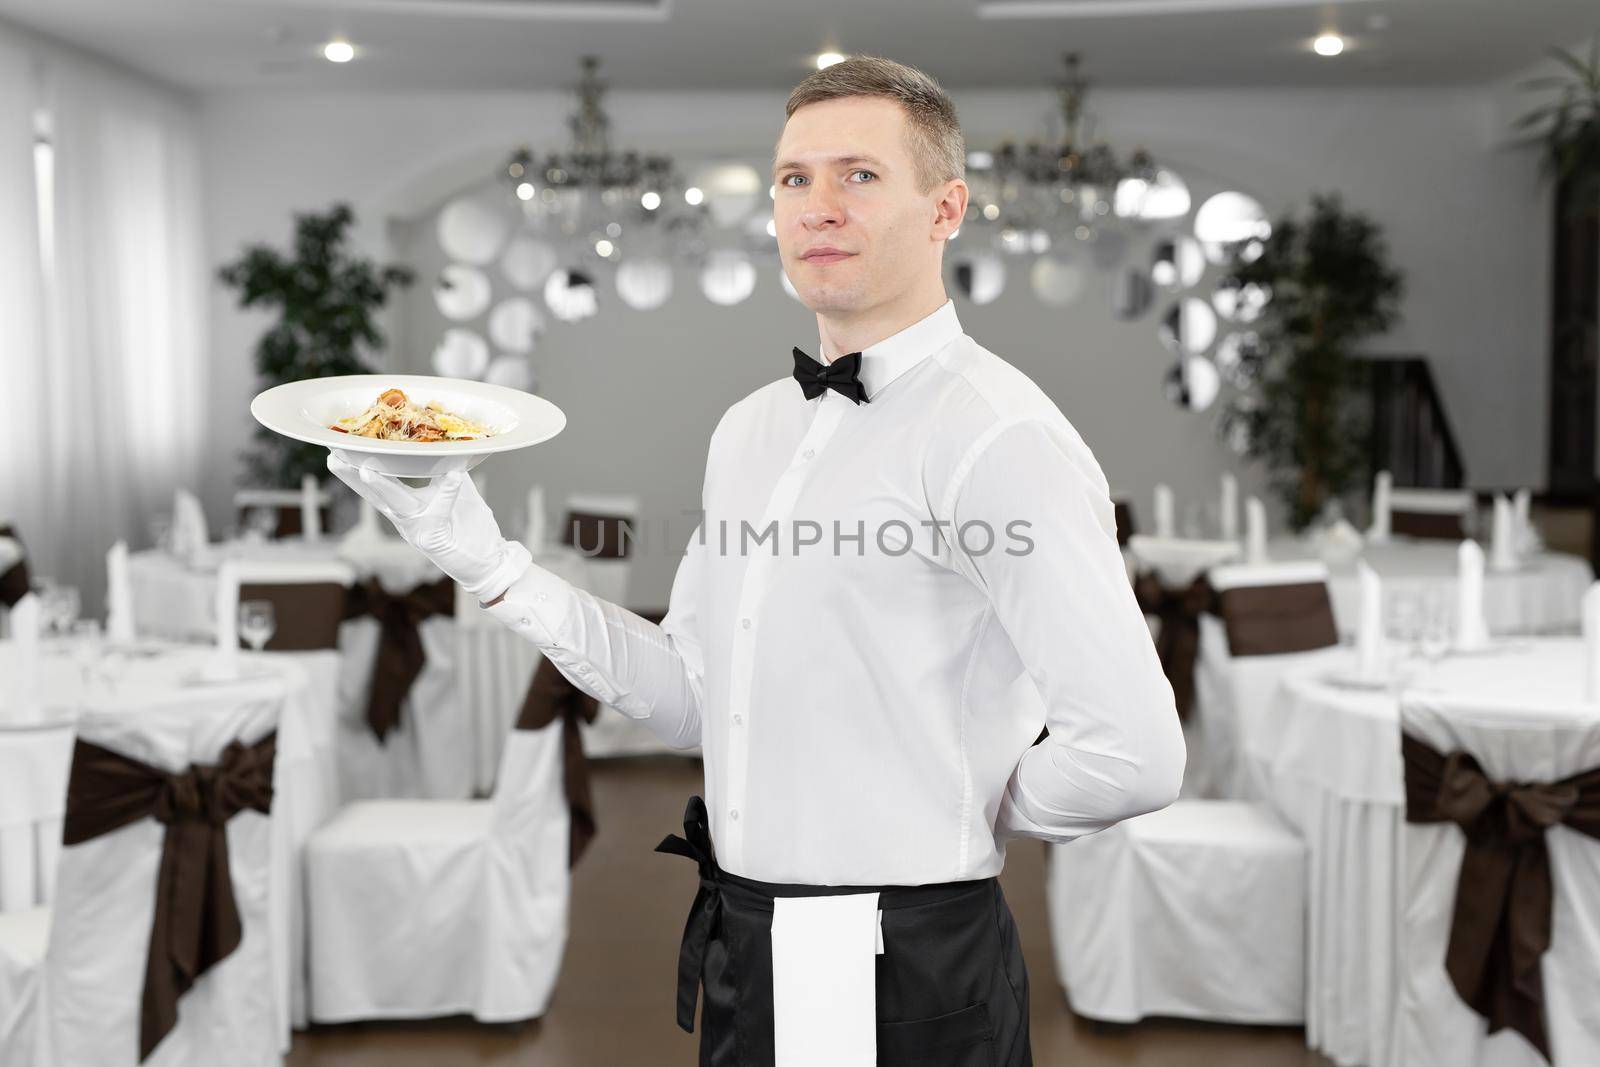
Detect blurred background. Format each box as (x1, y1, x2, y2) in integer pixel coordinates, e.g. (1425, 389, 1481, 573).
(2, 2, 1599, 1066)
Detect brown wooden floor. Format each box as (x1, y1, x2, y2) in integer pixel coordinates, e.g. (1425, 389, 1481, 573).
(288, 756, 1334, 1066)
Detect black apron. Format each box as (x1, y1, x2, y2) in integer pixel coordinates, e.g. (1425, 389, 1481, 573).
(657, 795, 1032, 1067)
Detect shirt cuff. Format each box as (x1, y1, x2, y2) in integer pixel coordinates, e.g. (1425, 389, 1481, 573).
(482, 562, 578, 648)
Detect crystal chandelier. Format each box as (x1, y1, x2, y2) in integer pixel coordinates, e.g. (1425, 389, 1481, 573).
(503, 55, 703, 257)
(967, 53, 1159, 250)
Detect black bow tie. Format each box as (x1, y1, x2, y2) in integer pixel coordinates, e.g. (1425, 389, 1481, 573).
(792, 347, 871, 404)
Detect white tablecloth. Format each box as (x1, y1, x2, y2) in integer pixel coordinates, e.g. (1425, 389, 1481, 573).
(0, 638, 340, 1049)
(1248, 638, 1598, 1067)
(1266, 536, 1591, 639)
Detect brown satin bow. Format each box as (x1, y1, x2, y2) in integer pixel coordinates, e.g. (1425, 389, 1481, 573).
(1133, 571, 1216, 720)
(1402, 733, 1600, 1061)
(0, 523, 30, 608)
(517, 656, 601, 866)
(342, 575, 456, 742)
(62, 731, 277, 1062)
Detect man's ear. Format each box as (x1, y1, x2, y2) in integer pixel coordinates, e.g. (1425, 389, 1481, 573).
(931, 178, 968, 241)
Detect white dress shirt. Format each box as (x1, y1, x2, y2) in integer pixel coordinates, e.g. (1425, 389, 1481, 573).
(487, 298, 1185, 885)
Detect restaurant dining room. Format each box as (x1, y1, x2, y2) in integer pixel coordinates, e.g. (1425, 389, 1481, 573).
(3, 0, 1600, 1065)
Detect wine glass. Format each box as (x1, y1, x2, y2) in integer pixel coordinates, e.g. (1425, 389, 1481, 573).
(245, 506, 278, 543)
(148, 514, 173, 554)
(69, 618, 103, 688)
(1417, 589, 1451, 666)
(42, 585, 81, 639)
(239, 600, 276, 653)
(1386, 589, 1421, 664)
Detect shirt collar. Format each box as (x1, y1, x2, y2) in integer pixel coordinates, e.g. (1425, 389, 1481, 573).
(820, 298, 963, 401)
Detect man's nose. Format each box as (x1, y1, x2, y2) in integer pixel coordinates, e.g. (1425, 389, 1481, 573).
(800, 184, 844, 228)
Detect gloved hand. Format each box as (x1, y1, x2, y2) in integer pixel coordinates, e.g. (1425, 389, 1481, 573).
(326, 450, 531, 604)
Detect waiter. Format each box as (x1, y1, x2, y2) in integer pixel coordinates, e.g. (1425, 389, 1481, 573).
(330, 54, 1184, 1067)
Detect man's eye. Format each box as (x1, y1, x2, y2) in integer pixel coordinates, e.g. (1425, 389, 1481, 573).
(852, 170, 876, 182)
(781, 174, 805, 187)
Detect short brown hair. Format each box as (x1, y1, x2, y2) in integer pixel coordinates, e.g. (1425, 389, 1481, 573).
(782, 55, 964, 195)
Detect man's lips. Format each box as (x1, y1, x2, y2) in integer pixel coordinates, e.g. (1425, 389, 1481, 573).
(802, 251, 855, 265)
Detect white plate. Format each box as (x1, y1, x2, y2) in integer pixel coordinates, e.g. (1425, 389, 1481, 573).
(250, 374, 566, 478)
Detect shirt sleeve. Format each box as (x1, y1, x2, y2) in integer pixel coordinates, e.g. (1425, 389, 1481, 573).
(944, 416, 1186, 843)
(483, 526, 707, 751)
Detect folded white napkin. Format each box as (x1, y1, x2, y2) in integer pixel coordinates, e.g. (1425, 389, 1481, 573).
(172, 489, 209, 560)
(207, 561, 241, 679)
(106, 540, 135, 643)
(301, 474, 323, 542)
(1455, 540, 1490, 651)
(525, 485, 548, 554)
(1367, 470, 1392, 542)
(1583, 582, 1600, 701)
(1219, 472, 1239, 542)
(10, 592, 40, 696)
(0, 535, 20, 572)
(1488, 494, 1518, 572)
(1153, 483, 1175, 539)
(1244, 496, 1269, 564)
(1512, 487, 1539, 555)
(1356, 560, 1385, 678)
(771, 893, 879, 1067)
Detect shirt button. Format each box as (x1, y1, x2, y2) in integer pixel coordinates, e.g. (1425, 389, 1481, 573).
(518, 617, 531, 627)
(801, 448, 815, 460)
(536, 592, 547, 602)
(730, 809, 740, 821)
(741, 617, 751, 630)
(733, 713, 743, 726)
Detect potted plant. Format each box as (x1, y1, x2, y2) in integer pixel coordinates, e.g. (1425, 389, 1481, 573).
(218, 203, 414, 487)
(1219, 193, 1404, 530)
(1515, 38, 1600, 217)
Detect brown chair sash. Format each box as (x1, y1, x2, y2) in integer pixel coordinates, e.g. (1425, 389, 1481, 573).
(342, 575, 456, 742)
(62, 731, 277, 1062)
(237, 582, 347, 652)
(1216, 581, 1339, 656)
(561, 510, 635, 560)
(1391, 510, 1466, 540)
(1112, 500, 1135, 548)
(1133, 572, 1215, 720)
(235, 504, 331, 540)
(0, 523, 30, 608)
(516, 657, 600, 867)
(1402, 733, 1600, 1061)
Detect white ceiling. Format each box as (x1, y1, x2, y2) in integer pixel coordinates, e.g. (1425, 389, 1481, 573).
(1, 0, 1593, 94)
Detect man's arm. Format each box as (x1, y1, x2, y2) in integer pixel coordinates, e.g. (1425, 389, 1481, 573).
(484, 522, 708, 750)
(945, 416, 1185, 842)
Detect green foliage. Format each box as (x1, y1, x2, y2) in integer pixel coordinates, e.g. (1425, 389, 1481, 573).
(1220, 194, 1404, 530)
(217, 203, 414, 487)
(1514, 38, 1600, 216)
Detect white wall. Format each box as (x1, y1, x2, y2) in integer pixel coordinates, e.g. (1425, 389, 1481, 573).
(199, 85, 1551, 606)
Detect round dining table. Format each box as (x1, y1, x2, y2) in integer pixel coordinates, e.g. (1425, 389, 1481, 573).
(1241, 638, 1598, 1067)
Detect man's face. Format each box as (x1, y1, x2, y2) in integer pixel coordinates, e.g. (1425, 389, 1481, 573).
(772, 96, 960, 317)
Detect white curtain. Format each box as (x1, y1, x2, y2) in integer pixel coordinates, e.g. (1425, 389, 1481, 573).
(1, 23, 208, 612)
(0, 26, 49, 562)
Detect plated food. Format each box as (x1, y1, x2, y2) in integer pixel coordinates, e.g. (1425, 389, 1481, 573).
(251, 373, 566, 479)
(329, 387, 492, 442)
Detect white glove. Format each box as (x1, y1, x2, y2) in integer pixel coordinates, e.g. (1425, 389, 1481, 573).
(326, 451, 531, 603)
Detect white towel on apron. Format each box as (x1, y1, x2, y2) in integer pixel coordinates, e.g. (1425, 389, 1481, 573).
(771, 892, 880, 1067)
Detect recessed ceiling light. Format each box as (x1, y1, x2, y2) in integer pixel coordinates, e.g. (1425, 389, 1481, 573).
(1312, 33, 1345, 57)
(816, 52, 846, 70)
(323, 39, 355, 63)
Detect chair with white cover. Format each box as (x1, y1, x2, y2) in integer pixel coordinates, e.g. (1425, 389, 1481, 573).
(0, 686, 285, 1066)
(1193, 560, 1343, 799)
(559, 493, 640, 609)
(1389, 487, 1476, 540)
(305, 710, 570, 1024)
(1046, 800, 1307, 1026)
(1394, 691, 1600, 1067)
(233, 486, 333, 540)
(220, 559, 352, 1029)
